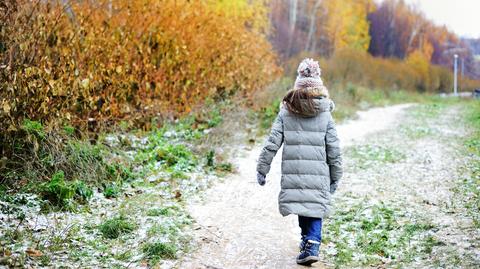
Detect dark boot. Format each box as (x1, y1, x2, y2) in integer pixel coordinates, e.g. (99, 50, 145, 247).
(296, 240, 320, 266)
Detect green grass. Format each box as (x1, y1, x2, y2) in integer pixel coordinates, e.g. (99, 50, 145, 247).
(457, 101, 480, 228)
(400, 125, 434, 139)
(410, 102, 446, 119)
(464, 101, 480, 155)
(0, 102, 232, 267)
(149, 102, 225, 142)
(204, 149, 234, 174)
(2, 124, 138, 212)
(259, 99, 281, 131)
(215, 162, 234, 172)
(63, 125, 75, 136)
(147, 222, 180, 238)
(142, 242, 177, 261)
(74, 180, 93, 202)
(136, 130, 198, 177)
(135, 116, 235, 180)
(103, 183, 121, 198)
(348, 144, 405, 169)
(155, 144, 195, 169)
(98, 215, 136, 239)
(322, 201, 436, 267)
(40, 171, 75, 208)
(400, 98, 463, 139)
(39, 171, 93, 210)
(22, 119, 46, 139)
(421, 235, 444, 254)
(113, 249, 133, 261)
(329, 85, 433, 122)
(146, 207, 173, 217)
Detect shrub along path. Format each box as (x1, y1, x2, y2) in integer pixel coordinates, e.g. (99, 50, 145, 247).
(0, 123, 227, 267)
(180, 102, 479, 268)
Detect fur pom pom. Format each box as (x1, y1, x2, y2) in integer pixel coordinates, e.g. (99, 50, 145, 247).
(297, 58, 321, 78)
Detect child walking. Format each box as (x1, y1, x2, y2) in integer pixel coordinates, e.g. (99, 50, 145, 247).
(256, 58, 343, 266)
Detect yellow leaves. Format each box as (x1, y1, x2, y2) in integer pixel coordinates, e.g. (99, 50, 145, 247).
(24, 67, 35, 76)
(320, 47, 456, 93)
(40, 97, 50, 114)
(406, 50, 431, 91)
(406, 50, 430, 71)
(2, 100, 11, 114)
(81, 79, 90, 89)
(48, 79, 68, 97)
(323, 0, 371, 53)
(1, 0, 280, 136)
(206, 0, 270, 34)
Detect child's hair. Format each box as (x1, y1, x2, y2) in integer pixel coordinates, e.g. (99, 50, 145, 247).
(282, 88, 317, 117)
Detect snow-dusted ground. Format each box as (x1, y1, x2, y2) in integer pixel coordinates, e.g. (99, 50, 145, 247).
(336, 104, 413, 147)
(2, 103, 477, 268)
(180, 103, 480, 269)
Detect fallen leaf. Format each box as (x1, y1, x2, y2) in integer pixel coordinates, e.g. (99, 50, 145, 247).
(25, 248, 42, 257)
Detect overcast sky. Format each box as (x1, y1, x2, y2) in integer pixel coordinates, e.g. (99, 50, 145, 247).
(378, 0, 480, 38)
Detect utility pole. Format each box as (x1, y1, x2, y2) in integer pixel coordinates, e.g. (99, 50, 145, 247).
(454, 54, 458, 96)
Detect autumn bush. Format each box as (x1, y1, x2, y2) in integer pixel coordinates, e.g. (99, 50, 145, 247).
(0, 0, 280, 157)
(0, 0, 279, 189)
(286, 48, 479, 93)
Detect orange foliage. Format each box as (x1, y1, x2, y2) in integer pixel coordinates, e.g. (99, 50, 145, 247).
(322, 0, 372, 53)
(0, 0, 280, 135)
(406, 50, 432, 91)
(287, 48, 480, 93)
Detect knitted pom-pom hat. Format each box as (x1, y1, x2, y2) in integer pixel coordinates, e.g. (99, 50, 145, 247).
(294, 58, 324, 90)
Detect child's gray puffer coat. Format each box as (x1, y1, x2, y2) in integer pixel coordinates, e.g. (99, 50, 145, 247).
(256, 96, 342, 219)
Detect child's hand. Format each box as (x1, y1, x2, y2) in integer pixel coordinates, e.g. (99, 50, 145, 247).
(256, 172, 266, 186)
(330, 184, 338, 194)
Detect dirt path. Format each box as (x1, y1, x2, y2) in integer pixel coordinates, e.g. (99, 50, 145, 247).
(179, 104, 414, 269)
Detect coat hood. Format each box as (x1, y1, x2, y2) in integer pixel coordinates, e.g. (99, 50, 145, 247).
(311, 97, 335, 114)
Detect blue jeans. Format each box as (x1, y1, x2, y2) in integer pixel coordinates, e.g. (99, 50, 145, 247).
(298, 216, 322, 242)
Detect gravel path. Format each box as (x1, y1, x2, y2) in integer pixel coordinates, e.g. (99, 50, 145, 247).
(179, 104, 420, 269)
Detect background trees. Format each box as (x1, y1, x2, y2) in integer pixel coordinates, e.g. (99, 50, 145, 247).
(270, 0, 374, 57)
(269, 0, 480, 80)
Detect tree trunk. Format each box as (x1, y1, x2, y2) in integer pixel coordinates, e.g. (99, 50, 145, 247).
(286, 0, 298, 57)
(289, 0, 298, 35)
(305, 0, 322, 52)
(406, 19, 422, 54)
